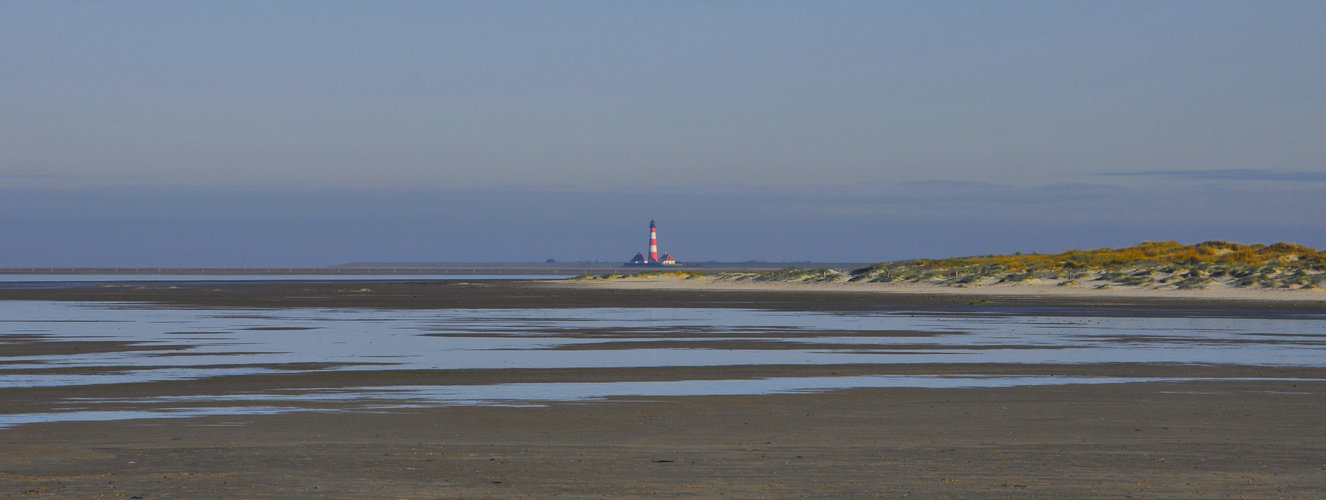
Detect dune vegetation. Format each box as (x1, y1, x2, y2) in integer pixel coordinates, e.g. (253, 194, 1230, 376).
(572, 270, 709, 281)
(585, 241, 1326, 290)
(834, 241, 1324, 290)
(715, 267, 848, 284)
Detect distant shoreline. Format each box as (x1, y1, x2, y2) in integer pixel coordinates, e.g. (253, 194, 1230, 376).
(574, 241, 1326, 297)
(0, 266, 586, 276)
(0, 262, 863, 276)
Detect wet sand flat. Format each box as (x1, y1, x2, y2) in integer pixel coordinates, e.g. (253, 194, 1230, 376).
(3, 380, 1323, 498)
(1, 280, 1324, 498)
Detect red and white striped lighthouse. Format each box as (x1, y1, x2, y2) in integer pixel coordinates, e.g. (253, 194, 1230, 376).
(648, 220, 658, 263)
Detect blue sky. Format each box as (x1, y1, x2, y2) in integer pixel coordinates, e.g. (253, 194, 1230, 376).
(1, 1, 1322, 265)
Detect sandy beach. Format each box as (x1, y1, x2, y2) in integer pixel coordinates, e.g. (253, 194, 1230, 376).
(3, 276, 1325, 312)
(1, 279, 1324, 498)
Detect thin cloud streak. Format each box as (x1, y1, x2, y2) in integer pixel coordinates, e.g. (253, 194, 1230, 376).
(1099, 169, 1326, 183)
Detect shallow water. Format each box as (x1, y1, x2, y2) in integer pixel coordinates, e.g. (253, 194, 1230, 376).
(0, 274, 571, 288)
(11, 375, 1309, 430)
(1, 301, 1324, 427)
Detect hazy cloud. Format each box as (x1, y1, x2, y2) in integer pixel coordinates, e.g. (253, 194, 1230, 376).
(1, 182, 1322, 266)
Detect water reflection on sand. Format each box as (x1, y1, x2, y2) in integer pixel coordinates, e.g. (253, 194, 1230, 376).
(1, 301, 1324, 427)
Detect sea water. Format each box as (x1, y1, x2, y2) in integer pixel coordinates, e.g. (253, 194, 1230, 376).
(0, 274, 572, 288)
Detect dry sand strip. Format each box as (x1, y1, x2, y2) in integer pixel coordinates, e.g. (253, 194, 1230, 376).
(1, 379, 1323, 498)
(2, 278, 1325, 313)
(564, 274, 1326, 303)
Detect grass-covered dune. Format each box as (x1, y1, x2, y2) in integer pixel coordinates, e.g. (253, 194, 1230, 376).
(582, 241, 1326, 290)
(842, 241, 1326, 290)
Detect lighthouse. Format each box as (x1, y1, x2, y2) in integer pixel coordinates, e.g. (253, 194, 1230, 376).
(626, 220, 681, 266)
(649, 220, 659, 264)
